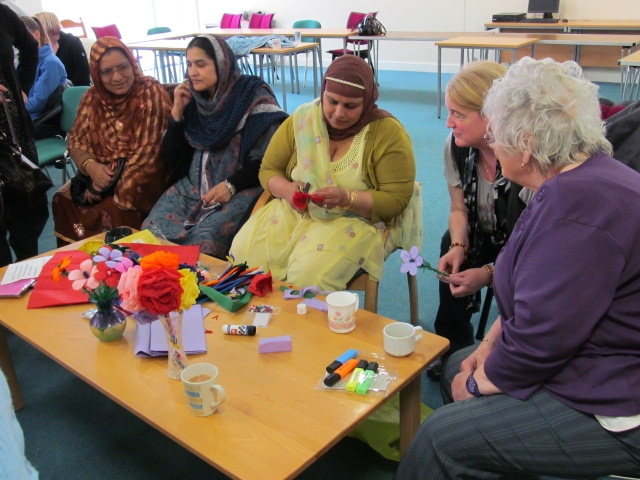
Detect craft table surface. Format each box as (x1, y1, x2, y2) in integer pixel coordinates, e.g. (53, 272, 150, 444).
(0, 236, 448, 480)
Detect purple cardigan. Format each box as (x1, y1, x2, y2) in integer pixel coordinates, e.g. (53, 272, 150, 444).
(486, 153, 640, 417)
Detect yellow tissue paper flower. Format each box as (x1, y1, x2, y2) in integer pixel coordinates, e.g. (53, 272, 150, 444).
(178, 268, 200, 310)
(79, 240, 104, 256)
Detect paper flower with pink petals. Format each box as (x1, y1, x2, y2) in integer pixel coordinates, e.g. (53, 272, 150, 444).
(68, 259, 99, 291)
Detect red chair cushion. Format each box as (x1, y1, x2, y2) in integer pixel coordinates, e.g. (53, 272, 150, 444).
(92, 24, 122, 39)
(260, 14, 274, 28)
(249, 13, 264, 28)
(220, 13, 234, 28)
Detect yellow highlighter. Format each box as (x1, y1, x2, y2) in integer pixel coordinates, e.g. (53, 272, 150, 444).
(355, 362, 379, 395)
(345, 360, 369, 392)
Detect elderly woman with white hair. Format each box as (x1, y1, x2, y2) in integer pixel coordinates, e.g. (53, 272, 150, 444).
(395, 57, 640, 479)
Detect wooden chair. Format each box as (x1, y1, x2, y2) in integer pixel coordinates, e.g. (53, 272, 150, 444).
(250, 182, 422, 325)
(346, 230, 420, 325)
(60, 18, 87, 38)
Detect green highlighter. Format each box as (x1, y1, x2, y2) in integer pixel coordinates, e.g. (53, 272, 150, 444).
(345, 360, 369, 392)
(355, 362, 379, 395)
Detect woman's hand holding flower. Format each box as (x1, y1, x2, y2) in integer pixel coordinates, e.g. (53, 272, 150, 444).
(438, 248, 465, 276)
(440, 267, 489, 297)
(311, 186, 345, 210)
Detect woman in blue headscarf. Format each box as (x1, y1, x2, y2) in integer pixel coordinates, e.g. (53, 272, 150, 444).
(143, 35, 288, 259)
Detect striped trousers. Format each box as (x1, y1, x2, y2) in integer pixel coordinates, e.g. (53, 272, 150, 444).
(395, 347, 640, 480)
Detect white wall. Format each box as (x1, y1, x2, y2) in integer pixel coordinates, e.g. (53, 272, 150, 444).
(28, 0, 640, 79)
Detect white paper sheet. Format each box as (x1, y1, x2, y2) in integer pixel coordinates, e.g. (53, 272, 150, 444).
(1, 256, 53, 284)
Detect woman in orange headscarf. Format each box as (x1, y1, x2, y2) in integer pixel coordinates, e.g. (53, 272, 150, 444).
(52, 36, 171, 245)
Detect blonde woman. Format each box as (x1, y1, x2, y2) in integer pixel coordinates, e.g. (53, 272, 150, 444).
(20, 15, 67, 127)
(35, 11, 90, 86)
(428, 61, 526, 379)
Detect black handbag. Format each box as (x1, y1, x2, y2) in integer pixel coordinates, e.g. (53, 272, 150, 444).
(0, 128, 53, 214)
(69, 157, 126, 205)
(356, 14, 386, 36)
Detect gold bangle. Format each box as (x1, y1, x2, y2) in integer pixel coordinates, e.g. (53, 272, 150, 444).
(341, 189, 351, 208)
(81, 158, 96, 175)
(483, 264, 494, 288)
(347, 190, 358, 210)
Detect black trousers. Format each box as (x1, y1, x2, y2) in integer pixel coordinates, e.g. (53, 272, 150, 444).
(0, 195, 49, 268)
(433, 230, 501, 355)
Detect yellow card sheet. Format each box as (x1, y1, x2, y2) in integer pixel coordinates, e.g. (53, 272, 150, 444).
(116, 229, 161, 244)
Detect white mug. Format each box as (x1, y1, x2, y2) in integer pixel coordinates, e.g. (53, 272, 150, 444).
(326, 291, 359, 333)
(180, 363, 227, 417)
(383, 322, 424, 357)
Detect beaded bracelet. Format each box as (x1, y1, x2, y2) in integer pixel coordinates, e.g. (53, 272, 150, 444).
(448, 242, 468, 261)
(448, 242, 468, 253)
(225, 180, 236, 196)
(80, 158, 96, 175)
(483, 264, 494, 288)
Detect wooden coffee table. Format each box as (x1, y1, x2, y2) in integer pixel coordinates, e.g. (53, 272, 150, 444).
(0, 238, 449, 479)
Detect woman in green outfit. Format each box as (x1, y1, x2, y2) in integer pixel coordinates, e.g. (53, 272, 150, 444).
(231, 55, 417, 291)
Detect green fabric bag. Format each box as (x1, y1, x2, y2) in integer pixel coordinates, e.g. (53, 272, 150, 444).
(348, 393, 433, 461)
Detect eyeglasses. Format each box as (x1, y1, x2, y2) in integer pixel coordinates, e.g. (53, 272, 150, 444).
(484, 130, 496, 146)
(99, 62, 132, 78)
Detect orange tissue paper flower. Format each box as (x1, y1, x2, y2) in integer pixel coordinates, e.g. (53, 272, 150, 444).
(139, 251, 180, 271)
(51, 255, 72, 282)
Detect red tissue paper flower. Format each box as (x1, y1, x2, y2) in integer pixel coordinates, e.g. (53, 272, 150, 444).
(292, 190, 309, 210)
(249, 272, 272, 297)
(138, 267, 184, 316)
(292, 190, 324, 210)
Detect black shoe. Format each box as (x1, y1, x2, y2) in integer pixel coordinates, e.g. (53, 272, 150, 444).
(426, 358, 442, 381)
